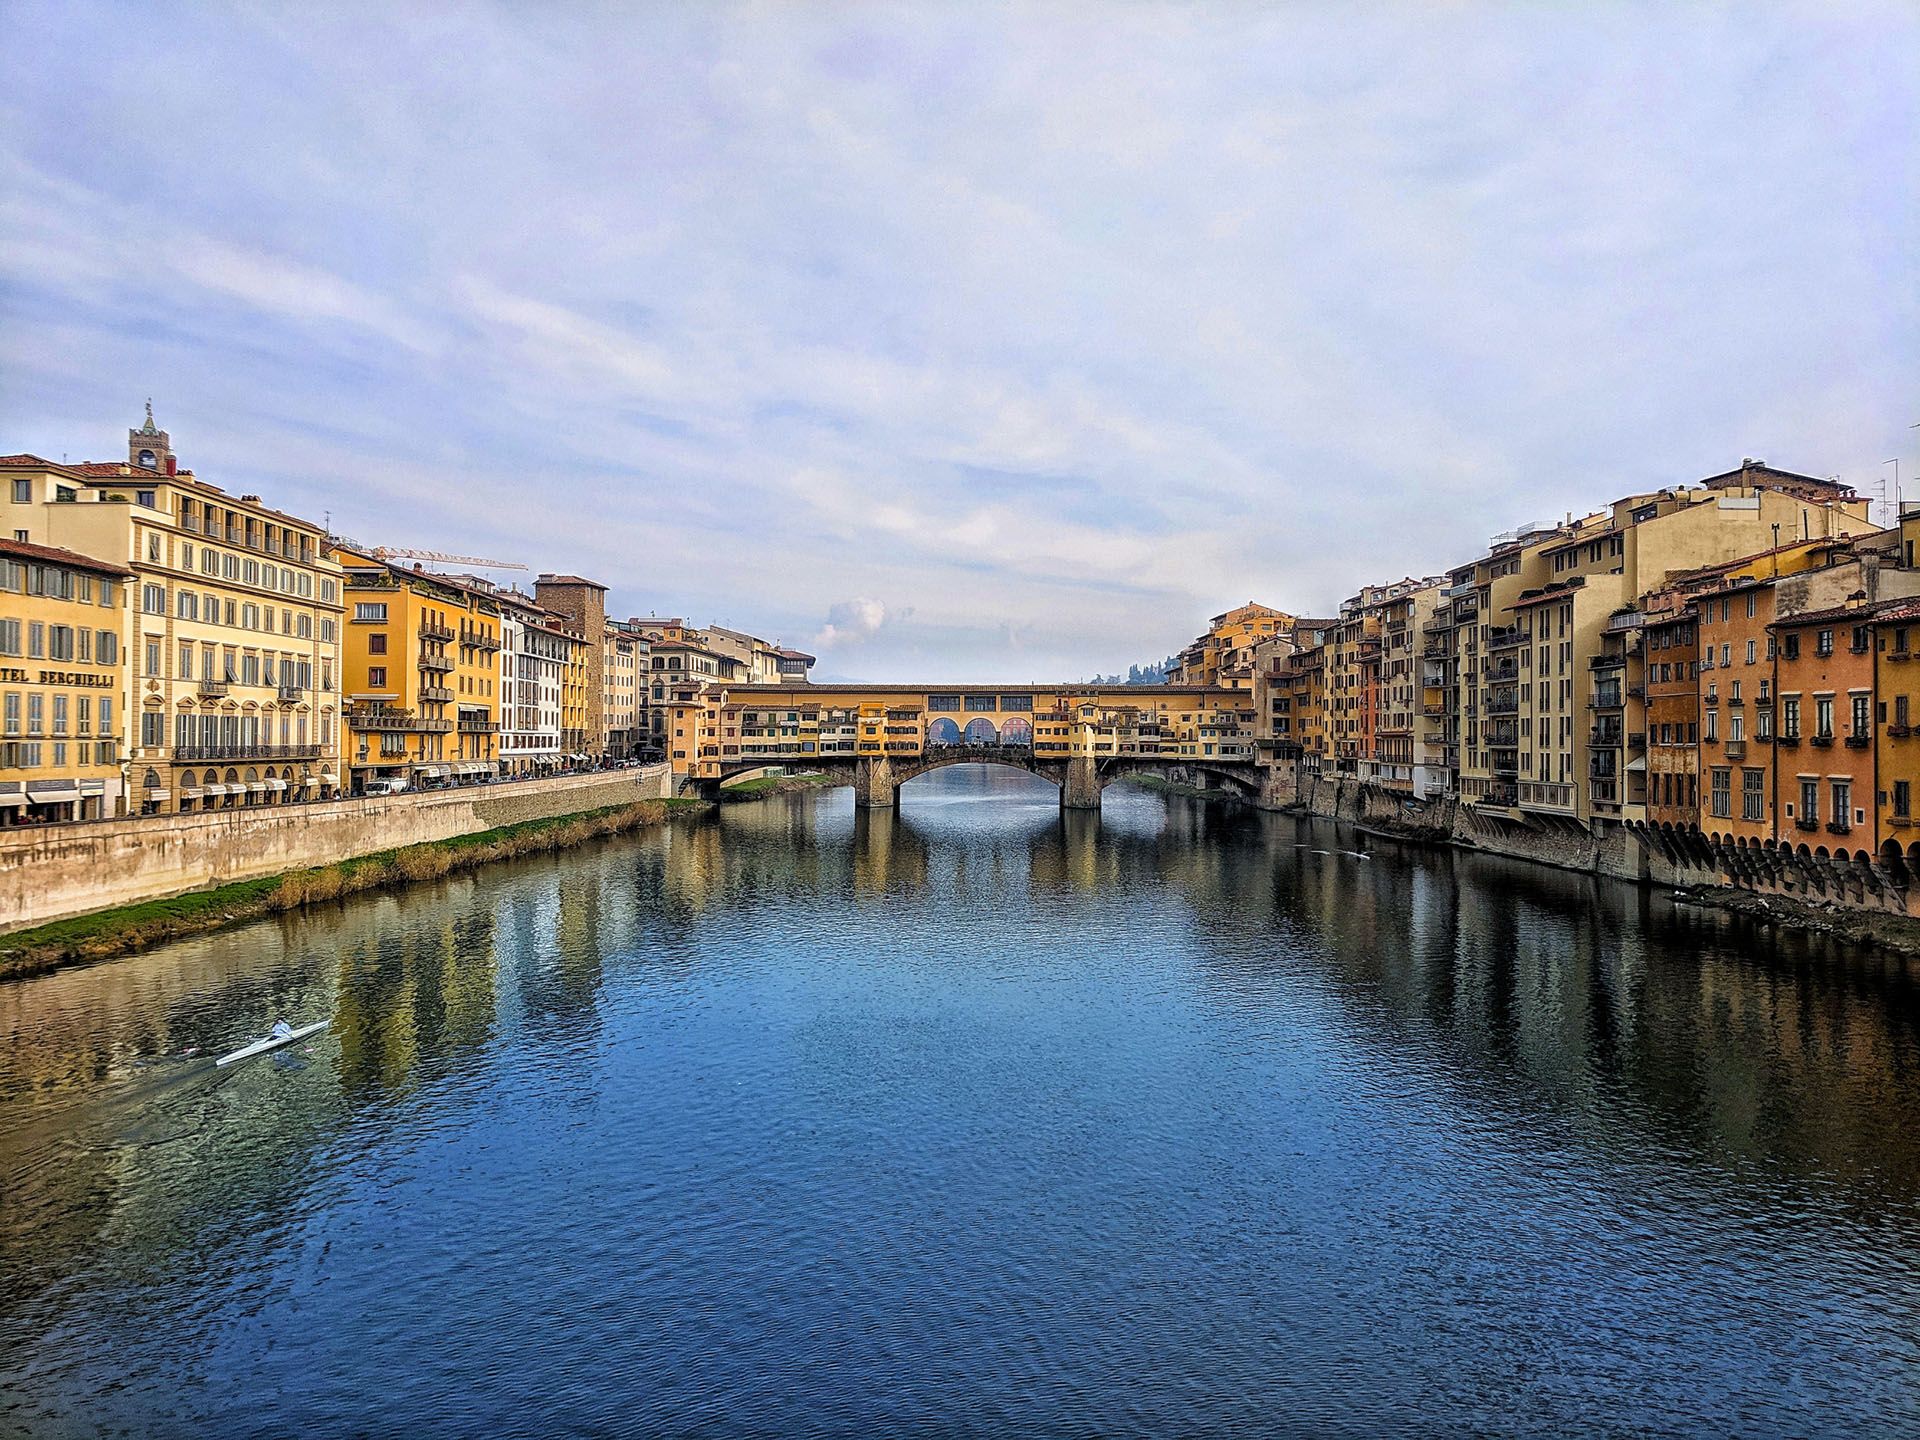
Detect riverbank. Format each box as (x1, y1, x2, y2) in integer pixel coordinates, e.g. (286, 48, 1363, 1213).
(0, 797, 707, 982)
(719, 771, 843, 802)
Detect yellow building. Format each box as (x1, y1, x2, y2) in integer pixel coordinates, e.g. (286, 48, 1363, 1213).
(332, 548, 501, 791)
(602, 618, 646, 759)
(3, 413, 345, 814)
(1168, 602, 1296, 688)
(0, 538, 132, 823)
(1453, 466, 1877, 821)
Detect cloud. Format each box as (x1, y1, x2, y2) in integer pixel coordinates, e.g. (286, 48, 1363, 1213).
(0, 1, 1914, 681)
(812, 597, 893, 650)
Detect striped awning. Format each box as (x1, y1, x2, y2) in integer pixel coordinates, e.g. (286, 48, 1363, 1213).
(26, 782, 81, 803)
(180, 786, 206, 800)
(265, 777, 288, 791)
(145, 787, 170, 801)
(416, 764, 451, 779)
(0, 791, 24, 808)
(203, 783, 231, 797)
(246, 781, 268, 794)
(319, 772, 339, 785)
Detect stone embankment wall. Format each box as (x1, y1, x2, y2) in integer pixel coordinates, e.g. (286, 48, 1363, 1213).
(1281, 766, 1919, 919)
(0, 767, 672, 933)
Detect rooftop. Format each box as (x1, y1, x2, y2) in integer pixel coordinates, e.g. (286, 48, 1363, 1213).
(0, 535, 134, 578)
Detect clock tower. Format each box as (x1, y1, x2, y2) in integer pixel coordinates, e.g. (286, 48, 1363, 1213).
(128, 399, 175, 473)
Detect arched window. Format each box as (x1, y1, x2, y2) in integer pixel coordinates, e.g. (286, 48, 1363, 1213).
(138, 449, 156, 469)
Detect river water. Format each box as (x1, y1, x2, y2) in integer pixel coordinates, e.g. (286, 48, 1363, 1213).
(4, 766, 1920, 1438)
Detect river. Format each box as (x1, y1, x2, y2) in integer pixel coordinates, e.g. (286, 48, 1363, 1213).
(4, 765, 1920, 1437)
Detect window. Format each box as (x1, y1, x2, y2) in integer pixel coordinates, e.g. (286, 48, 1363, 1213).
(1742, 769, 1764, 821)
(1815, 697, 1834, 738)
(1782, 697, 1800, 738)
(1746, 640, 1756, 665)
(9, 479, 28, 503)
(1757, 708, 1772, 739)
(1898, 781, 1913, 819)
(143, 583, 165, 614)
(1816, 629, 1834, 657)
(48, 625, 73, 661)
(368, 667, 387, 688)
(1853, 695, 1871, 736)
(368, 632, 387, 655)
(142, 711, 165, 747)
(353, 602, 387, 623)
(1783, 634, 1799, 660)
(1832, 780, 1851, 829)
(145, 639, 161, 677)
(1710, 768, 1731, 818)
(0, 619, 16, 657)
(1746, 592, 1757, 618)
(175, 590, 197, 620)
(1704, 709, 1718, 742)
(1799, 780, 1818, 823)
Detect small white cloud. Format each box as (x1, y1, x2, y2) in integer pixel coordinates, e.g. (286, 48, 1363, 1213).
(812, 597, 890, 649)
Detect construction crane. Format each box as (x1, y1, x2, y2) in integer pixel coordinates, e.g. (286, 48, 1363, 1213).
(370, 546, 527, 571)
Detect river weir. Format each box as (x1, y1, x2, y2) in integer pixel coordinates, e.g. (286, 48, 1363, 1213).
(4, 765, 1920, 1436)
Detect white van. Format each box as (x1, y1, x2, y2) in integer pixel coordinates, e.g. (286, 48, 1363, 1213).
(363, 776, 410, 796)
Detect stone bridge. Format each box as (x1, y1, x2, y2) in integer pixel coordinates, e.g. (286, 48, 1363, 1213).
(686, 744, 1273, 811)
(667, 682, 1272, 812)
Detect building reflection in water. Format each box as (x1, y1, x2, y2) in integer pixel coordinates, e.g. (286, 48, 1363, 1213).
(5, 761, 1920, 1348)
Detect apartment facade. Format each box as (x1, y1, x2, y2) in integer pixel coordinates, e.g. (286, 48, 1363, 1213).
(335, 549, 501, 791)
(4, 417, 346, 814)
(498, 593, 567, 775)
(533, 575, 606, 760)
(0, 538, 131, 823)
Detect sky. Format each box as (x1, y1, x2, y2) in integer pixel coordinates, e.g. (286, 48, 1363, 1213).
(2, 2, 1915, 682)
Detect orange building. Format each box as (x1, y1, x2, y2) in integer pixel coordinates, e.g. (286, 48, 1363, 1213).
(1770, 602, 1878, 856)
(1873, 602, 1920, 857)
(1643, 605, 1700, 828)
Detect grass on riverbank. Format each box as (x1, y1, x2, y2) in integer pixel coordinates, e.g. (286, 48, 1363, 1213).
(0, 797, 708, 983)
(718, 771, 843, 801)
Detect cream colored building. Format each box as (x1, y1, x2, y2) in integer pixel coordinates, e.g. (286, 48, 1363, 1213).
(3, 411, 344, 813)
(1455, 465, 1876, 823)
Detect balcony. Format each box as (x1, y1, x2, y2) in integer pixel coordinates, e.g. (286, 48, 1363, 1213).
(420, 684, 453, 703)
(1777, 735, 1800, 748)
(1890, 723, 1912, 738)
(1606, 609, 1648, 633)
(418, 653, 454, 674)
(419, 620, 456, 643)
(1845, 734, 1870, 749)
(1589, 654, 1624, 670)
(173, 743, 323, 762)
(458, 715, 499, 733)
(1590, 728, 1624, 748)
(1724, 739, 1746, 760)
(1488, 627, 1526, 650)
(1796, 816, 1820, 831)
(1811, 734, 1834, 749)
(197, 678, 231, 698)
(1828, 820, 1853, 835)
(276, 683, 303, 704)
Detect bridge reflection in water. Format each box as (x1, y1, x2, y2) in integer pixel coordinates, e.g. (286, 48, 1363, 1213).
(4, 767, 1920, 1434)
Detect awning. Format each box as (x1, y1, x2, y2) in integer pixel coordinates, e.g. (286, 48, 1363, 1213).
(265, 777, 288, 791)
(0, 792, 24, 808)
(1625, 756, 1647, 773)
(145, 787, 170, 801)
(459, 762, 487, 774)
(203, 783, 231, 797)
(79, 779, 105, 794)
(417, 763, 451, 778)
(26, 782, 80, 803)
(319, 772, 339, 785)
(180, 786, 206, 800)
(246, 781, 268, 794)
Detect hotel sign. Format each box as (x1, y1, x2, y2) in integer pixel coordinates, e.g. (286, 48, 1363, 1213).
(0, 667, 117, 688)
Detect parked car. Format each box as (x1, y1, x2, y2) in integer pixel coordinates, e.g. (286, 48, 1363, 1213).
(363, 777, 410, 796)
